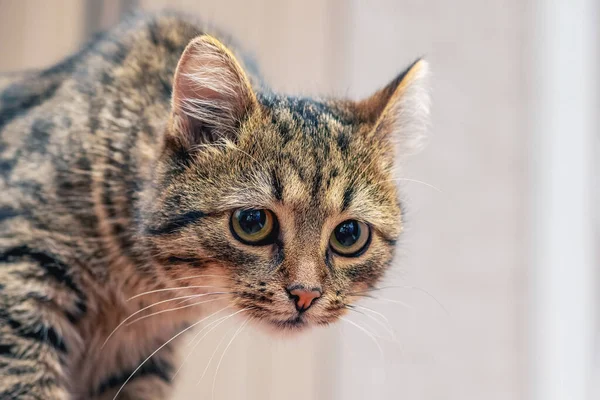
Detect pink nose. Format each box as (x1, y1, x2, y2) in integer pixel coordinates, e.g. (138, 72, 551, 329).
(287, 286, 322, 312)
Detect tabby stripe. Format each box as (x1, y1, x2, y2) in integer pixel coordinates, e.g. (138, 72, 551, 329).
(0, 42, 86, 138)
(342, 185, 354, 211)
(1, 382, 33, 399)
(5, 317, 67, 354)
(0, 246, 82, 297)
(337, 131, 351, 153)
(271, 169, 283, 201)
(93, 357, 172, 396)
(65, 297, 88, 324)
(239, 292, 273, 304)
(4, 365, 37, 375)
(0, 207, 19, 222)
(101, 138, 143, 264)
(311, 169, 323, 199)
(165, 256, 204, 265)
(146, 211, 205, 236)
(383, 238, 398, 247)
(0, 81, 62, 134)
(324, 249, 334, 272)
(148, 20, 161, 46)
(0, 343, 15, 357)
(273, 239, 285, 266)
(0, 157, 17, 178)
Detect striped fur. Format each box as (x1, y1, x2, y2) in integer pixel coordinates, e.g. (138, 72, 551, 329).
(0, 11, 429, 399)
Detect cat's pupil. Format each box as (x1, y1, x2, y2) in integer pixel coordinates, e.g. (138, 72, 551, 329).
(238, 210, 266, 235)
(334, 220, 360, 247)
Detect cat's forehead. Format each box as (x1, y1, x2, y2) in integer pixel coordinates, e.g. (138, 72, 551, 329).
(258, 94, 358, 139)
(210, 94, 400, 234)
(176, 94, 399, 234)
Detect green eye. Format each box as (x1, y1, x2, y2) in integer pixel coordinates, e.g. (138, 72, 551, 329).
(231, 209, 276, 245)
(329, 220, 370, 256)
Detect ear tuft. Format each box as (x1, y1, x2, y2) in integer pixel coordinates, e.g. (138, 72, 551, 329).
(169, 35, 257, 148)
(358, 59, 431, 157)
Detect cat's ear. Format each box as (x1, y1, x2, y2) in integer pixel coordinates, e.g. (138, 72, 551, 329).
(168, 35, 258, 149)
(357, 59, 430, 157)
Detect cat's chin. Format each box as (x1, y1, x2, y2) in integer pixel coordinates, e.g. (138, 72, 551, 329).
(251, 315, 313, 337)
(234, 302, 339, 336)
(251, 314, 336, 338)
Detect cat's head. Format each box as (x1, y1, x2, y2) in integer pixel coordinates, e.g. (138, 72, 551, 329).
(141, 36, 429, 331)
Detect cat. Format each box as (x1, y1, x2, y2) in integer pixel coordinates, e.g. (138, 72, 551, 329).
(0, 11, 429, 400)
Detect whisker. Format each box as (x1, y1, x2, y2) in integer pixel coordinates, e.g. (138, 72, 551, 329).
(173, 290, 237, 306)
(125, 296, 226, 327)
(196, 326, 236, 387)
(187, 311, 236, 348)
(111, 305, 232, 400)
(378, 177, 442, 192)
(175, 295, 212, 306)
(189, 142, 259, 163)
(196, 308, 249, 386)
(348, 147, 379, 188)
(346, 293, 373, 299)
(350, 304, 393, 327)
(340, 316, 384, 357)
(171, 274, 235, 282)
(365, 296, 414, 310)
(101, 293, 208, 349)
(346, 305, 396, 340)
(128, 286, 226, 301)
(171, 307, 234, 380)
(353, 285, 448, 314)
(211, 318, 250, 400)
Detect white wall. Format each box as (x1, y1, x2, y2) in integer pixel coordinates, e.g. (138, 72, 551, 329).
(336, 1, 527, 399)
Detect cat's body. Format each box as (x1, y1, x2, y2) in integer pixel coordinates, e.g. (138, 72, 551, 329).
(0, 12, 429, 400)
(0, 15, 209, 399)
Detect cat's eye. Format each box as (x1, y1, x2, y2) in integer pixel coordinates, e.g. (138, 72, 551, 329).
(231, 209, 277, 245)
(329, 220, 371, 257)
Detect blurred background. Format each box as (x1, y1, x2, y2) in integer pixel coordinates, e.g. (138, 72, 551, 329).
(0, 1, 597, 399)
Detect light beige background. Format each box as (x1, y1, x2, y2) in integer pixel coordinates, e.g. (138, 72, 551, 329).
(1, 1, 596, 400)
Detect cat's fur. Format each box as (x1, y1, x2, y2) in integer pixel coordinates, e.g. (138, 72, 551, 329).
(0, 12, 429, 400)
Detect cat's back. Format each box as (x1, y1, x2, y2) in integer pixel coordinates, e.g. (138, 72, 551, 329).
(0, 71, 32, 92)
(0, 12, 206, 150)
(0, 13, 217, 249)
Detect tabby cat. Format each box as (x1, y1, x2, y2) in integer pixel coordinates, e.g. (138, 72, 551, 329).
(0, 12, 429, 400)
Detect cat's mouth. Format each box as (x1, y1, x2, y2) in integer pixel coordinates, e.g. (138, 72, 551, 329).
(272, 315, 306, 329)
(263, 313, 342, 332)
(240, 304, 314, 332)
(249, 307, 342, 333)
(234, 292, 346, 332)
(257, 310, 309, 331)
